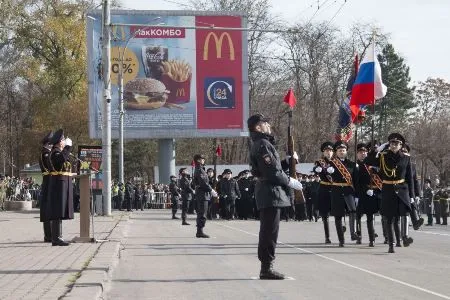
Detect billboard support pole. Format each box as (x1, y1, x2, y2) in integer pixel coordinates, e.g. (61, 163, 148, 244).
(118, 66, 124, 185)
(158, 139, 176, 184)
(101, 0, 112, 216)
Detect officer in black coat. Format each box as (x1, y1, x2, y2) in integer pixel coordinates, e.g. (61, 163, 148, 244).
(218, 169, 241, 220)
(193, 154, 217, 238)
(355, 143, 380, 247)
(423, 179, 434, 225)
(238, 170, 253, 219)
(179, 168, 194, 225)
(125, 178, 134, 211)
(366, 133, 415, 253)
(328, 141, 358, 247)
(47, 129, 73, 246)
(169, 175, 181, 219)
(248, 114, 303, 280)
(39, 131, 53, 243)
(313, 142, 335, 244)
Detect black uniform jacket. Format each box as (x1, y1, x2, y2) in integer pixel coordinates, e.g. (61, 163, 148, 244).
(313, 157, 333, 215)
(218, 178, 241, 201)
(46, 146, 74, 220)
(355, 160, 380, 215)
(366, 150, 414, 217)
(249, 131, 290, 210)
(194, 165, 213, 202)
(179, 175, 194, 201)
(39, 146, 52, 222)
(169, 181, 181, 201)
(328, 158, 357, 215)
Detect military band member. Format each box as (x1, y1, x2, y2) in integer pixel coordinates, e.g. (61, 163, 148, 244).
(193, 154, 218, 238)
(313, 142, 335, 244)
(179, 168, 194, 225)
(328, 141, 358, 247)
(248, 113, 303, 280)
(47, 129, 73, 246)
(39, 131, 54, 243)
(169, 175, 181, 219)
(423, 179, 434, 226)
(355, 143, 380, 247)
(366, 133, 415, 253)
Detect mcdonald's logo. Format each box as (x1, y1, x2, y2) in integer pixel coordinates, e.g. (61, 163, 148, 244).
(203, 32, 235, 61)
(112, 25, 127, 41)
(176, 88, 186, 97)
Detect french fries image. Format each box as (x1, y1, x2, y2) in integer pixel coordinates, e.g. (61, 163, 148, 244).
(160, 59, 192, 82)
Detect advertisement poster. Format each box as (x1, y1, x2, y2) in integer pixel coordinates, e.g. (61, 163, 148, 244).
(78, 145, 102, 190)
(87, 11, 249, 138)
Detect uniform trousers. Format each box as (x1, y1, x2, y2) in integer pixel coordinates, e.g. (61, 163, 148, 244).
(258, 207, 281, 263)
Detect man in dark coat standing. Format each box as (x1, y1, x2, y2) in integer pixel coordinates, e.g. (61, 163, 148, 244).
(169, 175, 181, 219)
(47, 129, 73, 246)
(248, 114, 303, 280)
(179, 168, 194, 225)
(218, 169, 241, 220)
(193, 154, 218, 238)
(423, 179, 434, 225)
(366, 133, 415, 253)
(39, 131, 54, 242)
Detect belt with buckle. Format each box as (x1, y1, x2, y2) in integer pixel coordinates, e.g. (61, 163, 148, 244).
(382, 179, 405, 185)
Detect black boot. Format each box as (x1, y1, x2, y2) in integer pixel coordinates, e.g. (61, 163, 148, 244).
(443, 216, 448, 225)
(335, 217, 345, 247)
(367, 216, 375, 247)
(349, 213, 358, 241)
(51, 220, 69, 246)
(43, 221, 52, 243)
(259, 262, 285, 280)
(386, 218, 395, 253)
(323, 216, 331, 244)
(410, 206, 424, 230)
(172, 212, 179, 219)
(401, 216, 413, 247)
(196, 228, 209, 238)
(356, 214, 362, 244)
(393, 217, 401, 247)
(382, 216, 388, 244)
(182, 217, 190, 225)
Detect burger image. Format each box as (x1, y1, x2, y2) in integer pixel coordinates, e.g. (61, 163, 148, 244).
(124, 78, 170, 110)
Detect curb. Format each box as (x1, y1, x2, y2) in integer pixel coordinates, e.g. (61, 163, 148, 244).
(62, 213, 130, 300)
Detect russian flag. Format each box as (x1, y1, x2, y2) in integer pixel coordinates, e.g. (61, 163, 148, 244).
(350, 42, 387, 119)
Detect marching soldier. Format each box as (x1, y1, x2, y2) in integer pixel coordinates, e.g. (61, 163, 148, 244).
(355, 143, 380, 247)
(366, 133, 415, 253)
(248, 114, 303, 280)
(39, 131, 54, 242)
(423, 179, 434, 225)
(179, 168, 194, 225)
(47, 129, 73, 246)
(313, 142, 335, 244)
(169, 175, 181, 219)
(193, 154, 218, 238)
(328, 141, 358, 247)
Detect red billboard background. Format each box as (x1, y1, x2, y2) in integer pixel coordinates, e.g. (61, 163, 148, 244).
(195, 16, 243, 130)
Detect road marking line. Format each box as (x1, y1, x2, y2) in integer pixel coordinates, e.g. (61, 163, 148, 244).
(215, 222, 450, 300)
(416, 231, 450, 237)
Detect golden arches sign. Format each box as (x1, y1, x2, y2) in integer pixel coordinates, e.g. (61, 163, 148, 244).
(203, 32, 235, 61)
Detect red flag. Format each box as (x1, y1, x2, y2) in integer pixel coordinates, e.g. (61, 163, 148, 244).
(216, 145, 222, 157)
(283, 89, 297, 108)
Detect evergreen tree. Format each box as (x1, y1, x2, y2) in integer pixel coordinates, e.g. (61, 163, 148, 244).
(375, 43, 415, 139)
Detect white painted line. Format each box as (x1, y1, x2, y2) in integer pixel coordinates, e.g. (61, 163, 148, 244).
(215, 222, 450, 300)
(416, 231, 450, 237)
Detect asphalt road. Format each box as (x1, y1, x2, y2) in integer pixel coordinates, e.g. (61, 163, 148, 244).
(106, 210, 450, 300)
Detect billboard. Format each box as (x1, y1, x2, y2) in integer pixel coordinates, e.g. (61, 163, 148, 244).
(78, 145, 103, 190)
(86, 10, 249, 138)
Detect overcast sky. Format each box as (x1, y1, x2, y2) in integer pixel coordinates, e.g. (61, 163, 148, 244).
(120, 0, 450, 84)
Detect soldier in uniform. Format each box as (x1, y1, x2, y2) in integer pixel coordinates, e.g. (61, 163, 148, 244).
(47, 129, 73, 246)
(355, 143, 380, 247)
(328, 141, 358, 247)
(206, 168, 218, 220)
(248, 114, 303, 280)
(179, 168, 194, 225)
(193, 154, 218, 238)
(313, 142, 335, 243)
(169, 175, 181, 219)
(238, 170, 253, 220)
(423, 179, 434, 225)
(366, 133, 415, 253)
(125, 178, 134, 211)
(39, 131, 54, 242)
(218, 169, 241, 220)
(435, 187, 449, 225)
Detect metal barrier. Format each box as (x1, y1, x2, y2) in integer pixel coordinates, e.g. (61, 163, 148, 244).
(148, 192, 171, 209)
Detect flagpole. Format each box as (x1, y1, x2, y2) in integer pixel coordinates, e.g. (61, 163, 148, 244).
(371, 32, 376, 147)
(354, 123, 358, 163)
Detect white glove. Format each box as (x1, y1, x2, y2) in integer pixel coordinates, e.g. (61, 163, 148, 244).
(410, 198, 415, 203)
(288, 177, 303, 190)
(366, 189, 374, 197)
(376, 142, 389, 152)
(293, 151, 298, 161)
(327, 167, 335, 174)
(245, 188, 249, 191)
(211, 190, 218, 198)
(415, 196, 420, 202)
(65, 138, 73, 147)
(355, 198, 359, 206)
(315, 166, 323, 173)
(223, 195, 228, 198)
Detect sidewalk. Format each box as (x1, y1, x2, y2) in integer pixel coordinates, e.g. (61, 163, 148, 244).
(0, 209, 127, 300)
